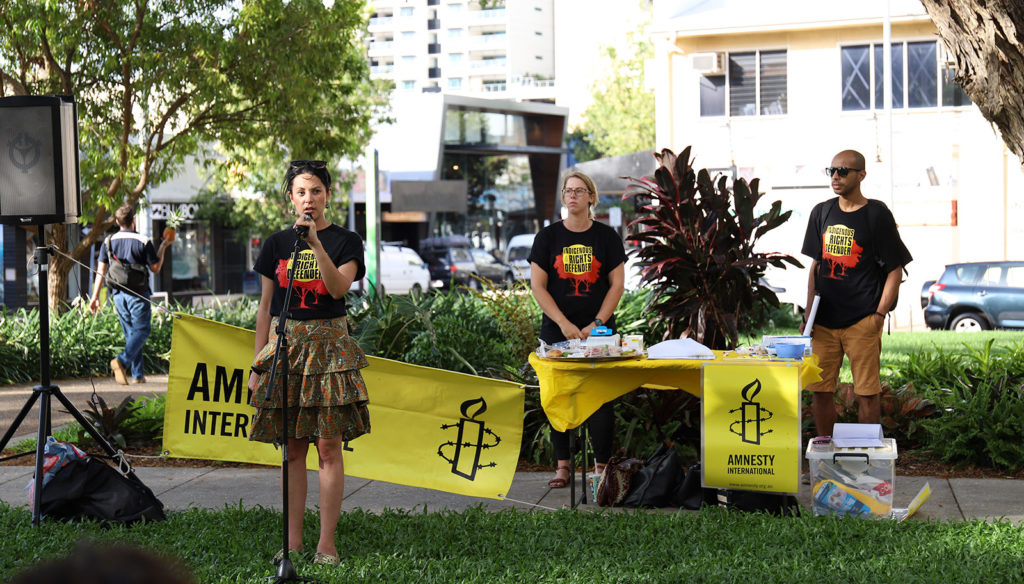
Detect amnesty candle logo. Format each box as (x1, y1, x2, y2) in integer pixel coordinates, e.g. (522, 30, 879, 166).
(437, 397, 501, 480)
(702, 363, 801, 493)
(729, 378, 774, 445)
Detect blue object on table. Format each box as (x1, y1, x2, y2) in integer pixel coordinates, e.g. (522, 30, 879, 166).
(775, 342, 805, 360)
(591, 325, 613, 336)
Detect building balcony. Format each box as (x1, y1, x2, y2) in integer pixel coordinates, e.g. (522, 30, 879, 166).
(510, 75, 554, 88)
(427, 0, 439, 5)
(427, 18, 441, 30)
(471, 7, 506, 23)
(368, 16, 393, 29)
(367, 40, 394, 56)
(427, 42, 441, 54)
(470, 33, 507, 50)
(471, 57, 506, 70)
(482, 81, 507, 92)
(428, 67, 442, 79)
(370, 65, 394, 76)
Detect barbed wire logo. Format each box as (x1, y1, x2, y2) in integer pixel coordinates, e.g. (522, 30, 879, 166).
(437, 396, 501, 480)
(9, 132, 40, 173)
(728, 378, 774, 445)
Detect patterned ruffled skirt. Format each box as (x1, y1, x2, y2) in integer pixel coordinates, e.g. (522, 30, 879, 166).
(248, 316, 370, 444)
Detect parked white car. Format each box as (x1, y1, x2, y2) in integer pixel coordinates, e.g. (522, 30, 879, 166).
(356, 244, 431, 296)
(504, 233, 535, 282)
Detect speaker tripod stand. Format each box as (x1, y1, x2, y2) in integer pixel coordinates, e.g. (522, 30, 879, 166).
(0, 241, 143, 525)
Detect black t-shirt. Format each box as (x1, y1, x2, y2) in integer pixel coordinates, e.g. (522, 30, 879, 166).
(253, 224, 366, 319)
(801, 198, 912, 329)
(528, 220, 626, 342)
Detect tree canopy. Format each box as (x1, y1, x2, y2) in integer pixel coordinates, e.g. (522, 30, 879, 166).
(575, 30, 655, 160)
(0, 0, 390, 307)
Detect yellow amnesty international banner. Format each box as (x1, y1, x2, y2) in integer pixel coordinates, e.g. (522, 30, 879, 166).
(163, 314, 524, 500)
(701, 362, 801, 494)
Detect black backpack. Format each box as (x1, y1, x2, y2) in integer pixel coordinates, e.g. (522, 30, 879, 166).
(40, 458, 166, 524)
(105, 237, 150, 294)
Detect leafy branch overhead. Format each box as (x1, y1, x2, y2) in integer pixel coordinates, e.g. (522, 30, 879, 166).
(0, 0, 389, 309)
(624, 147, 802, 350)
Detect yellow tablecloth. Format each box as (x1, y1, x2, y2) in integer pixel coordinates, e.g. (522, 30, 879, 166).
(528, 352, 822, 432)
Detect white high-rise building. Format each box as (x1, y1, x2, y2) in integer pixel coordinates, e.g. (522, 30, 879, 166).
(368, 0, 555, 101)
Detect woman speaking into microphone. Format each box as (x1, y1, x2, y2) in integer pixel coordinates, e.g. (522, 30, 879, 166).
(247, 160, 370, 566)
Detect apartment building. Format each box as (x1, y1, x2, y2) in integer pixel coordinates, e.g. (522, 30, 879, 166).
(649, 0, 1024, 329)
(368, 0, 555, 101)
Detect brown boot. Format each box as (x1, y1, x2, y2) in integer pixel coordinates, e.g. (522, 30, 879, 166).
(110, 358, 128, 385)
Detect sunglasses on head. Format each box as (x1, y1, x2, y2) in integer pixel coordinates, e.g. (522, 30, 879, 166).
(824, 167, 861, 178)
(290, 159, 327, 169)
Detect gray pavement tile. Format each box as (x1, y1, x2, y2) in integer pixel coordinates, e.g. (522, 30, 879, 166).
(0, 467, 33, 509)
(949, 478, 1024, 522)
(133, 467, 216, 498)
(341, 481, 502, 514)
(150, 468, 289, 511)
(893, 476, 962, 522)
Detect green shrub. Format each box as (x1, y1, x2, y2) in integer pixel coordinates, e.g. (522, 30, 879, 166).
(919, 340, 1024, 469)
(821, 382, 938, 447)
(0, 298, 259, 385)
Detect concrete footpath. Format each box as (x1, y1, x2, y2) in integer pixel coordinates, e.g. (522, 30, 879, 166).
(2, 375, 1022, 521)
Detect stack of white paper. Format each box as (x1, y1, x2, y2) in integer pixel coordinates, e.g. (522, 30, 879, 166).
(832, 423, 885, 448)
(646, 338, 715, 360)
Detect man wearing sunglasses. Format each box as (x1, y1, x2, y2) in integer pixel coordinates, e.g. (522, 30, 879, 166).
(799, 149, 912, 438)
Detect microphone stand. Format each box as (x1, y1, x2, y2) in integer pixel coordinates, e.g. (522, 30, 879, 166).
(263, 231, 314, 583)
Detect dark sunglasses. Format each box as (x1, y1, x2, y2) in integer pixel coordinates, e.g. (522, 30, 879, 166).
(824, 167, 862, 178)
(290, 159, 327, 169)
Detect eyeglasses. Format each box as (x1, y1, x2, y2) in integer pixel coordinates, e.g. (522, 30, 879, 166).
(290, 160, 327, 169)
(824, 167, 862, 178)
(562, 187, 591, 197)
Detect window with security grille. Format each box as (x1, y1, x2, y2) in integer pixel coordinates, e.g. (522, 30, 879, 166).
(841, 41, 970, 111)
(699, 49, 787, 117)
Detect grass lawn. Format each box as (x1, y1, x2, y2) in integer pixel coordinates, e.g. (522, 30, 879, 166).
(2, 504, 1023, 583)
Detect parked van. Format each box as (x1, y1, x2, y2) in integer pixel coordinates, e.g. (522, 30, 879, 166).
(504, 233, 536, 282)
(357, 244, 431, 296)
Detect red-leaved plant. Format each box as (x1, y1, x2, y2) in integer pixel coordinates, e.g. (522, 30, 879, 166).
(624, 146, 802, 349)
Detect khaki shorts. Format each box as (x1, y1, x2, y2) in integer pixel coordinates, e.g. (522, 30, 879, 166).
(807, 314, 882, 396)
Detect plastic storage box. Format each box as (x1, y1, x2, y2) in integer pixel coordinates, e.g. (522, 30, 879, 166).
(805, 438, 897, 517)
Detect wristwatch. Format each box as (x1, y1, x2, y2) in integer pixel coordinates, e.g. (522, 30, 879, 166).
(593, 318, 604, 327)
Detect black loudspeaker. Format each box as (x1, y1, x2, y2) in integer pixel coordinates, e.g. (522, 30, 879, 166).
(0, 95, 81, 225)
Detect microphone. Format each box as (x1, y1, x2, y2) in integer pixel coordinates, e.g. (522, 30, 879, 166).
(294, 214, 313, 240)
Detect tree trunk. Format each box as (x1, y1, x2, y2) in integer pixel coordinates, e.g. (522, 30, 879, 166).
(920, 0, 1024, 164)
(46, 224, 71, 313)
(40, 208, 118, 313)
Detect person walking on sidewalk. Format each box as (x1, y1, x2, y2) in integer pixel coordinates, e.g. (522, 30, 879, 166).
(89, 204, 169, 385)
(800, 149, 912, 437)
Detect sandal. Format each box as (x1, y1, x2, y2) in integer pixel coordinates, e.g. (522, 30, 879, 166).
(273, 548, 303, 565)
(312, 552, 340, 566)
(547, 465, 571, 488)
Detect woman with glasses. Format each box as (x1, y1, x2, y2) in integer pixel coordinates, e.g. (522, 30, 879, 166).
(528, 170, 626, 488)
(247, 160, 369, 566)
